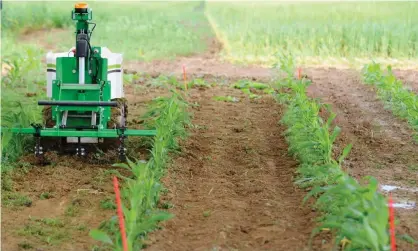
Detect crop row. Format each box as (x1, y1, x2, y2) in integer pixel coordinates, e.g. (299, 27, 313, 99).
(274, 55, 390, 251)
(362, 63, 418, 141)
(90, 91, 191, 250)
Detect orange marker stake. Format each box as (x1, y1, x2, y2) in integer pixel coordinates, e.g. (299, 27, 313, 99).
(388, 193, 396, 251)
(297, 67, 302, 80)
(182, 65, 187, 91)
(113, 176, 128, 251)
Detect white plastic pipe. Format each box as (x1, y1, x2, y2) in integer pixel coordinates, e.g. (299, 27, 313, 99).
(79, 57, 85, 84)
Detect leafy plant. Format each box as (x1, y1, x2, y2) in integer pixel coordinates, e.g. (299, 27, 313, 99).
(90, 90, 191, 250)
(231, 80, 274, 99)
(213, 95, 239, 102)
(362, 62, 418, 140)
(275, 55, 389, 250)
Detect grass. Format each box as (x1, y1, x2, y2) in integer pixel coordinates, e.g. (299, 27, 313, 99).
(17, 217, 68, 246)
(2, 192, 32, 208)
(206, 1, 418, 68)
(2, 1, 211, 61)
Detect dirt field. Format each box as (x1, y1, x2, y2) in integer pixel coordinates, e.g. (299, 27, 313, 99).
(2, 29, 417, 251)
(143, 87, 317, 251)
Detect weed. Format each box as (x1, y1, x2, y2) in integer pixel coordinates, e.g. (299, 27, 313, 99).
(100, 198, 116, 210)
(17, 241, 33, 249)
(65, 203, 80, 217)
(1, 171, 14, 191)
(398, 234, 418, 244)
(39, 192, 52, 200)
(76, 224, 87, 232)
(17, 217, 68, 245)
(161, 202, 174, 209)
(38, 217, 64, 227)
(2, 192, 32, 207)
(374, 163, 385, 169)
(408, 165, 418, 171)
(213, 96, 239, 102)
(203, 210, 211, 217)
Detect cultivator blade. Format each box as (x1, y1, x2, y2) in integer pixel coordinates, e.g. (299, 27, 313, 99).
(0, 125, 156, 161)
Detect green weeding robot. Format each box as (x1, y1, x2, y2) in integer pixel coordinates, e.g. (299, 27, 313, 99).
(4, 2, 155, 161)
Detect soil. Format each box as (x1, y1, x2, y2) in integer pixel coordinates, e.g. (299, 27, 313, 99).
(143, 87, 318, 251)
(393, 69, 418, 93)
(1, 155, 117, 251)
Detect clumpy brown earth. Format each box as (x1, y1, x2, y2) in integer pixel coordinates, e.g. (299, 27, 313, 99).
(305, 68, 418, 251)
(144, 87, 317, 251)
(393, 69, 418, 93)
(2, 155, 117, 251)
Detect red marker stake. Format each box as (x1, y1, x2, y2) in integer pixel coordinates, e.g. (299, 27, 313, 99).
(297, 67, 302, 80)
(113, 176, 128, 251)
(388, 193, 396, 251)
(182, 65, 187, 90)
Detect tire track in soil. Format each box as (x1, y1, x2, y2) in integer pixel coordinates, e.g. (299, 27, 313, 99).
(144, 87, 317, 251)
(305, 68, 418, 251)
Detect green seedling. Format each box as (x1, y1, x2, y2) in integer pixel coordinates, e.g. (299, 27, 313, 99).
(276, 55, 389, 250)
(18, 241, 33, 250)
(213, 96, 239, 102)
(90, 91, 190, 251)
(65, 203, 80, 217)
(17, 217, 68, 245)
(100, 198, 116, 210)
(40, 192, 52, 200)
(203, 210, 211, 217)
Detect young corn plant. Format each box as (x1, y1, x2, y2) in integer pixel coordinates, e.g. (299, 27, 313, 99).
(362, 62, 418, 140)
(90, 90, 191, 251)
(275, 55, 390, 250)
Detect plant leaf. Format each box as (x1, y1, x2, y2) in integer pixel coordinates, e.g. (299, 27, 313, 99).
(89, 229, 113, 245)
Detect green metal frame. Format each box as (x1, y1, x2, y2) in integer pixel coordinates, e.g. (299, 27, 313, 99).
(4, 128, 156, 137)
(1, 4, 155, 142)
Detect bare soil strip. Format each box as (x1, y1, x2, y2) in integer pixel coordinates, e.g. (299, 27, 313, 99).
(305, 68, 418, 250)
(144, 87, 316, 251)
